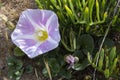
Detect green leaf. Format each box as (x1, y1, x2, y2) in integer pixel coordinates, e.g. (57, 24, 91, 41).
(68, 0, 78, 21)
(50, 0, 60, 10)
(108, 47, 117, 71)
(82, 0, 86, 7)
(112, 15, 118, 25)
(74, 50, 84, 60)
(42, 68, 49, 77)
(70, 29, 76, 50)
(48, 58, 60, 73)
(105, 56, 109, 69)
(7, 57, 23, 80)
(72, 59, 90, 70)
(98, 49, 104, 70)
(9, 69, 23, 80)
(109, 47, 116, 62)
(59, 69, 72, 79)
(15, 70, 23, 76)
(76, 0, 83, 11)
(88, 0, 94, 22)
(98, 38, 114, 50)
(7, 57, 23, 70)
(35, 0, 43, 9)
(64, 5, 75, 23)
(93, 51, 99, 64)
(87, 52, 92, 63)
(101, 0, 106, 12)
(96, 0, 100, 21)
(62, 0, 67, 4)
(77, 34, 94, 54)
(64, 5, 72, 15)
(110, 58, 118, 74)
(25, 65, 33, 73)
(84, 7, 89, 23)
(14, 47, 25, 57)
(104, 69, 110, 78)
(102, 12, 107, 22)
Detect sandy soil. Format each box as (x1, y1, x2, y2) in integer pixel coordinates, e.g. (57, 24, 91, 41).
(0, 0, 45, 80)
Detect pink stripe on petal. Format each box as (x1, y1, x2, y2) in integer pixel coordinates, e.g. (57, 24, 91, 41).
(46, 13, 60, 42)
(27, 48, 42, 58)
(14, 39, 37, 49)
(24, 9, 43, 25)
(14, 39, 40, 58)
(41, 10, 54, 26)
(23, 43, 41, 58)
(49, 28, 60, 42)
(36, 37, 58, 54)
(17, 13, 35, 34)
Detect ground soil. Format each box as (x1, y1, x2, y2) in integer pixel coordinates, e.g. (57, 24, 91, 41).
(0, 0, 45, 80)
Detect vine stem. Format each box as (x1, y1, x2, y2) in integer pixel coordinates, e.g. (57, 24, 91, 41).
(93, 0, 120, 80)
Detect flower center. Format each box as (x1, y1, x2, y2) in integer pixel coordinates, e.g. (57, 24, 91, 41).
(36, 30, 48, 42)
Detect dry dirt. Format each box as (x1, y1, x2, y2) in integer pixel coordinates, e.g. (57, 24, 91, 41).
(0, 0, 45, 80)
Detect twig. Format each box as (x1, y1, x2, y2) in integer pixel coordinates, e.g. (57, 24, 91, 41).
(93, 22, 111, 80)
(44, 58, 52, 80)
(35, 68, 40, 80)
(93, 0, 120, 80)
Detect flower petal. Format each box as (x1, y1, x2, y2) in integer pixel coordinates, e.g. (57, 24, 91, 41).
(16, 11, 36, 35)
(45, 12, 60, 42)
(41, 10, 55, 26)
(25, 37, 58, 58)
(11, 9, 61, 58)
(15, 39, 37, 49)
(23, 43, 41, 58)
(23, 9, 54, 28)
(22, 9, 43, 26)
(36, 37, 58, 54)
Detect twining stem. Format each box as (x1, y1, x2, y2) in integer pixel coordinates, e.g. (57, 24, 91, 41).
(61, 39, 75, 52)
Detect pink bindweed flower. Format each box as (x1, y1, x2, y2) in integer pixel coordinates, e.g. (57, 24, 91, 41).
(65, 55, 79, 69)
(11, 9, 61, 58)
(65, 55, 75, 64)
